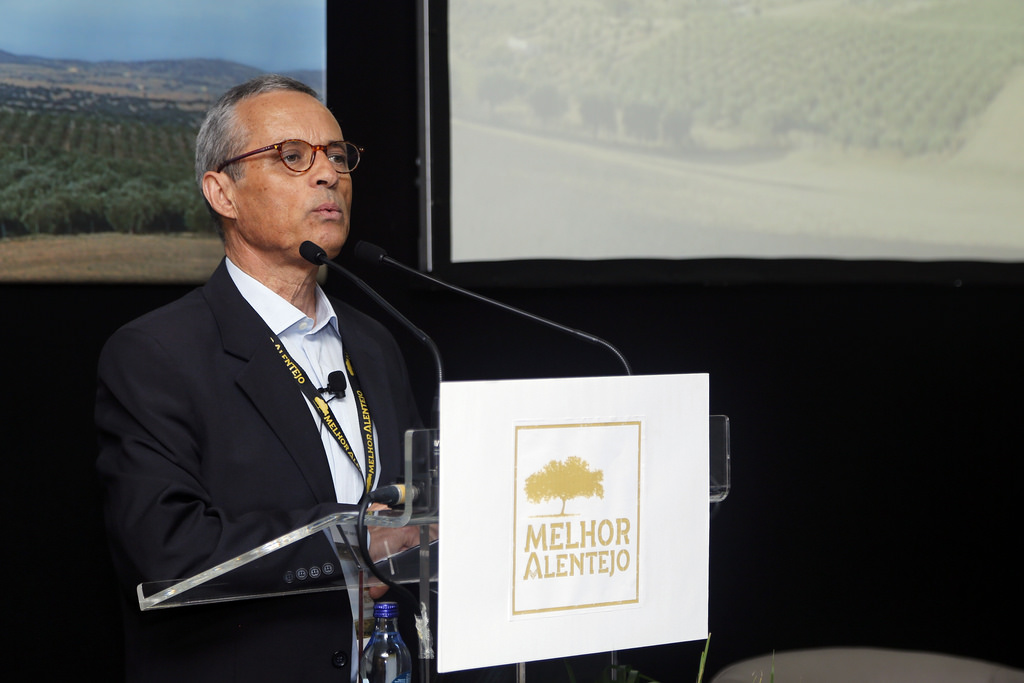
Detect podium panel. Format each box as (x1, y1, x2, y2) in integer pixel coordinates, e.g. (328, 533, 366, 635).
(437, 373, 710, 673)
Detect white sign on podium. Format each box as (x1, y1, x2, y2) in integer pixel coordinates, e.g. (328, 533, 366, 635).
(437, 373, 709, 672)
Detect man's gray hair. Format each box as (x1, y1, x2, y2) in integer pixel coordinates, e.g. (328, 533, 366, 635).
(194, 74, 321, 225)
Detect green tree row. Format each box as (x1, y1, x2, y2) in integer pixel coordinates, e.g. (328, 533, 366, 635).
(0, 109, 213, 238)
(451, 0, 1024, 155)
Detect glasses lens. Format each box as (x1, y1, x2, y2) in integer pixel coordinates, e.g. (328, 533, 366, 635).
(326, 142, 359, 173)
(278, 140, 314, 172)
(274, 140, 360, 173)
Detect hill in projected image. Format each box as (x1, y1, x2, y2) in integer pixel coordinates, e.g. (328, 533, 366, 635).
(0, 0, 326, 283)
(447, 0, 1024, 264)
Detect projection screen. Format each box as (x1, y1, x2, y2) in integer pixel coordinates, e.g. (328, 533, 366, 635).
(440, 0, 1024, 279)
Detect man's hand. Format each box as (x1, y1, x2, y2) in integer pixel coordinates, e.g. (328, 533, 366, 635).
(364, 502, 440, 598)
(367, 524, 423, 564)
(366, 524, 423, 599)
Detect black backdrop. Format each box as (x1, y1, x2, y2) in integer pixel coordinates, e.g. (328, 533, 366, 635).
(4, 3, 1022, 679)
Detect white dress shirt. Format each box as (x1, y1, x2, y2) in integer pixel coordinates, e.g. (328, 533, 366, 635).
(225, 258, 370, 504)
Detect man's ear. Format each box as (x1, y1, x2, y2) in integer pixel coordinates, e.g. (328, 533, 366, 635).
(202, 171, 238, 221)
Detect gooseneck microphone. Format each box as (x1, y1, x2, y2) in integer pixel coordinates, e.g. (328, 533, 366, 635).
(300, 242, 435, 656)
(354, 241, 633, 375)
(301, 241, 436, 507)
(299, 240, 444, 392)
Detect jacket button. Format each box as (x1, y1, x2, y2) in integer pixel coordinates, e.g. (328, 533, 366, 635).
(332, 650, 348, 668)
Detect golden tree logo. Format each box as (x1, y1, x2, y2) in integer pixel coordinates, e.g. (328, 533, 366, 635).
(512, 420, 641, 615)
(524, 455, 604, 516)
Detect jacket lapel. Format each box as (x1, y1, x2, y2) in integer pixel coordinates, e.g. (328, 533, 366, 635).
(201, 260, 338, 504)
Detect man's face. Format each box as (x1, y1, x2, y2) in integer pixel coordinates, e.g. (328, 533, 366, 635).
(220, 89, 352, 267)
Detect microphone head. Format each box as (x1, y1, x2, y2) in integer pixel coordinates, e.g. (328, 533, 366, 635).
(299, 241, 328, 266)
(354, 241, 388, 265)
(327, 370, 348, 397)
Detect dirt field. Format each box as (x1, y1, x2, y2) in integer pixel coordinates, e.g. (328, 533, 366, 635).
(0, 233, 224, 283)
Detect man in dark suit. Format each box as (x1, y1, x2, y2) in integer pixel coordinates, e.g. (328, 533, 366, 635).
(95, 74, 422, 682)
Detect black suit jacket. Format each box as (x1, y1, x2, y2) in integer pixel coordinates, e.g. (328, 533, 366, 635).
(95, 260, 421, 682)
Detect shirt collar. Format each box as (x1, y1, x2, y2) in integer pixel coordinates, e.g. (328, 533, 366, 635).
(225, 257, 338, 337)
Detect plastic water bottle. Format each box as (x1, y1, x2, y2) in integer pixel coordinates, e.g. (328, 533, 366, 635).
(360, 601, 412, 683)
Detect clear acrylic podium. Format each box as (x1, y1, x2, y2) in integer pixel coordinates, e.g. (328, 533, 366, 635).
(136, 416, 729, 678)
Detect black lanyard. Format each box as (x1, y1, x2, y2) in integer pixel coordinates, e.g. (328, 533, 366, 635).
(268, 333, 378, 496)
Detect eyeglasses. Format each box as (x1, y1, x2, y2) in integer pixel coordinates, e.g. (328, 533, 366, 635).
(216, 139, 363, 174)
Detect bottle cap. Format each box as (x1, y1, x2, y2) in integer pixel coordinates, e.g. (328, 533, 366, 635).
(373, 601, 399, 618)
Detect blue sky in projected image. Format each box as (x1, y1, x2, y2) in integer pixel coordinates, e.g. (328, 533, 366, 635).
(0, 0, 325, 72)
